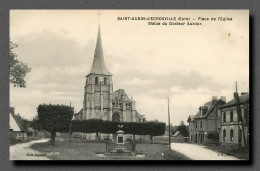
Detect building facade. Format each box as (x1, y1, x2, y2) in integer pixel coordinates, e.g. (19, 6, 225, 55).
(219, 93, 249, 146)
(188, 96, 226, 144)
(74, 26, 144, 140)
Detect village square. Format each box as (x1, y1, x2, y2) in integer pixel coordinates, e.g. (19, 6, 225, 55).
(9, 10, 249, 160)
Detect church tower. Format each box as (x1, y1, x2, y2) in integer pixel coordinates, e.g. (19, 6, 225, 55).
(83, 25, 113, 121)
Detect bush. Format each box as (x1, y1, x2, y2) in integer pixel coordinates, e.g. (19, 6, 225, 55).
(71, 119, 166, 137)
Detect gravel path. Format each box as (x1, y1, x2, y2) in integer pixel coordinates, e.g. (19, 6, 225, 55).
(171, 143, 241, 160)
(10, 139, 50, 160)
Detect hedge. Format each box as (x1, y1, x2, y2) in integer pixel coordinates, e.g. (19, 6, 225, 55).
(71, 119, 165, 136)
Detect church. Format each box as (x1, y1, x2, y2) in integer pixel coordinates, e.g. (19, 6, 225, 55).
(74, 25, 145, 125)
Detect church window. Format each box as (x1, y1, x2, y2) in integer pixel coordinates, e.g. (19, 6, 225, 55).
(95, 77, 98, 84)
(112, 113, 120, 122)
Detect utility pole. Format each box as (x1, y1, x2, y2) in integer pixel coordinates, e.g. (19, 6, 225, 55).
(234, 82, 247, 146)
(69, 102, 72, 146)
(167, 97, 171, 150)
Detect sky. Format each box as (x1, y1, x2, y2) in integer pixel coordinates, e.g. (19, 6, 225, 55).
(9, 10, 249, 125)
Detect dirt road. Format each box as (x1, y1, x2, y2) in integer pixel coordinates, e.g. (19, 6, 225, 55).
(171, 143, 241, 160)
(10, 139, 50, 160)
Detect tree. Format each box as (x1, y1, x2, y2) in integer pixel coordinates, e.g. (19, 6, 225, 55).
(177, 120, 189, 137)
(10, 41, 31, 88)
(30, 116, 42, 131)
(37, 104, 74, 145)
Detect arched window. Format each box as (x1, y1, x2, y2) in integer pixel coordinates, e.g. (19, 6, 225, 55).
(230, 129, 234, 142)
(112, 113, 120, 122)
(223, 129, 226, 141)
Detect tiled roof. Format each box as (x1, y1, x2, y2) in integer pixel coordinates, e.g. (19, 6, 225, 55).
(113, 89, 131, 101)
(220, 94, 249, 108)
(194, 111, 201, 119)
(193, 99, 224, 119)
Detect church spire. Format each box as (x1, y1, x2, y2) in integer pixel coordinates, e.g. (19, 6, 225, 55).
(89, 24, 111, 76)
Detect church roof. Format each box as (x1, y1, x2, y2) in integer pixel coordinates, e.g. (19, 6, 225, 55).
(113, 89, 131, 101)
(89, 26, 112, 76)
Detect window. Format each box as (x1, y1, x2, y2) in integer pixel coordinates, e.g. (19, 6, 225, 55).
(95, 77, 98, 84)
(112, 113, 120, 122)
(230, 129, 234, 142)
(223, 112, 226, 123)
(200, 121, 203, 128)
(196, 122, 197, 128)
(223, 129, 226, 141)
(104, 78, 107, 85)
(230, 111, 233, 122)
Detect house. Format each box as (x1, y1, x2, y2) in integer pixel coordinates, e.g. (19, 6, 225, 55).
(219, 93, 249, 146)
(172, 131, 189, 143)
(9, 107, 28, 141)
(191, 96, 226, 144)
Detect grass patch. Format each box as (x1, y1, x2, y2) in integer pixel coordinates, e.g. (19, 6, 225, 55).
(31, 138, 190, 160)
(206, 144, 249, 160)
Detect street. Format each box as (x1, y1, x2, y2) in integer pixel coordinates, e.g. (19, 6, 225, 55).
(171, 143, 241, 160)
(10, 139, 50, 160)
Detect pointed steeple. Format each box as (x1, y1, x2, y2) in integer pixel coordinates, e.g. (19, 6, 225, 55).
(89, 25, 112, 76)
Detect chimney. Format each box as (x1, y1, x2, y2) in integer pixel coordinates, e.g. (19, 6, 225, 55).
(212, 96, 218, 104)
(220, 96, 226, 103)
(241, 92, 248, 95)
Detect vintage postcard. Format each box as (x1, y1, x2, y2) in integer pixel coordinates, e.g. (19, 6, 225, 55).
(9, 10, 249, 160)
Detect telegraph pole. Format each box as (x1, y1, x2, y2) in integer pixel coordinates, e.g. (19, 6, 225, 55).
(167, 97, 171, 150)
(69, 102, 72, 146)
(234, 82, 246, 146)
